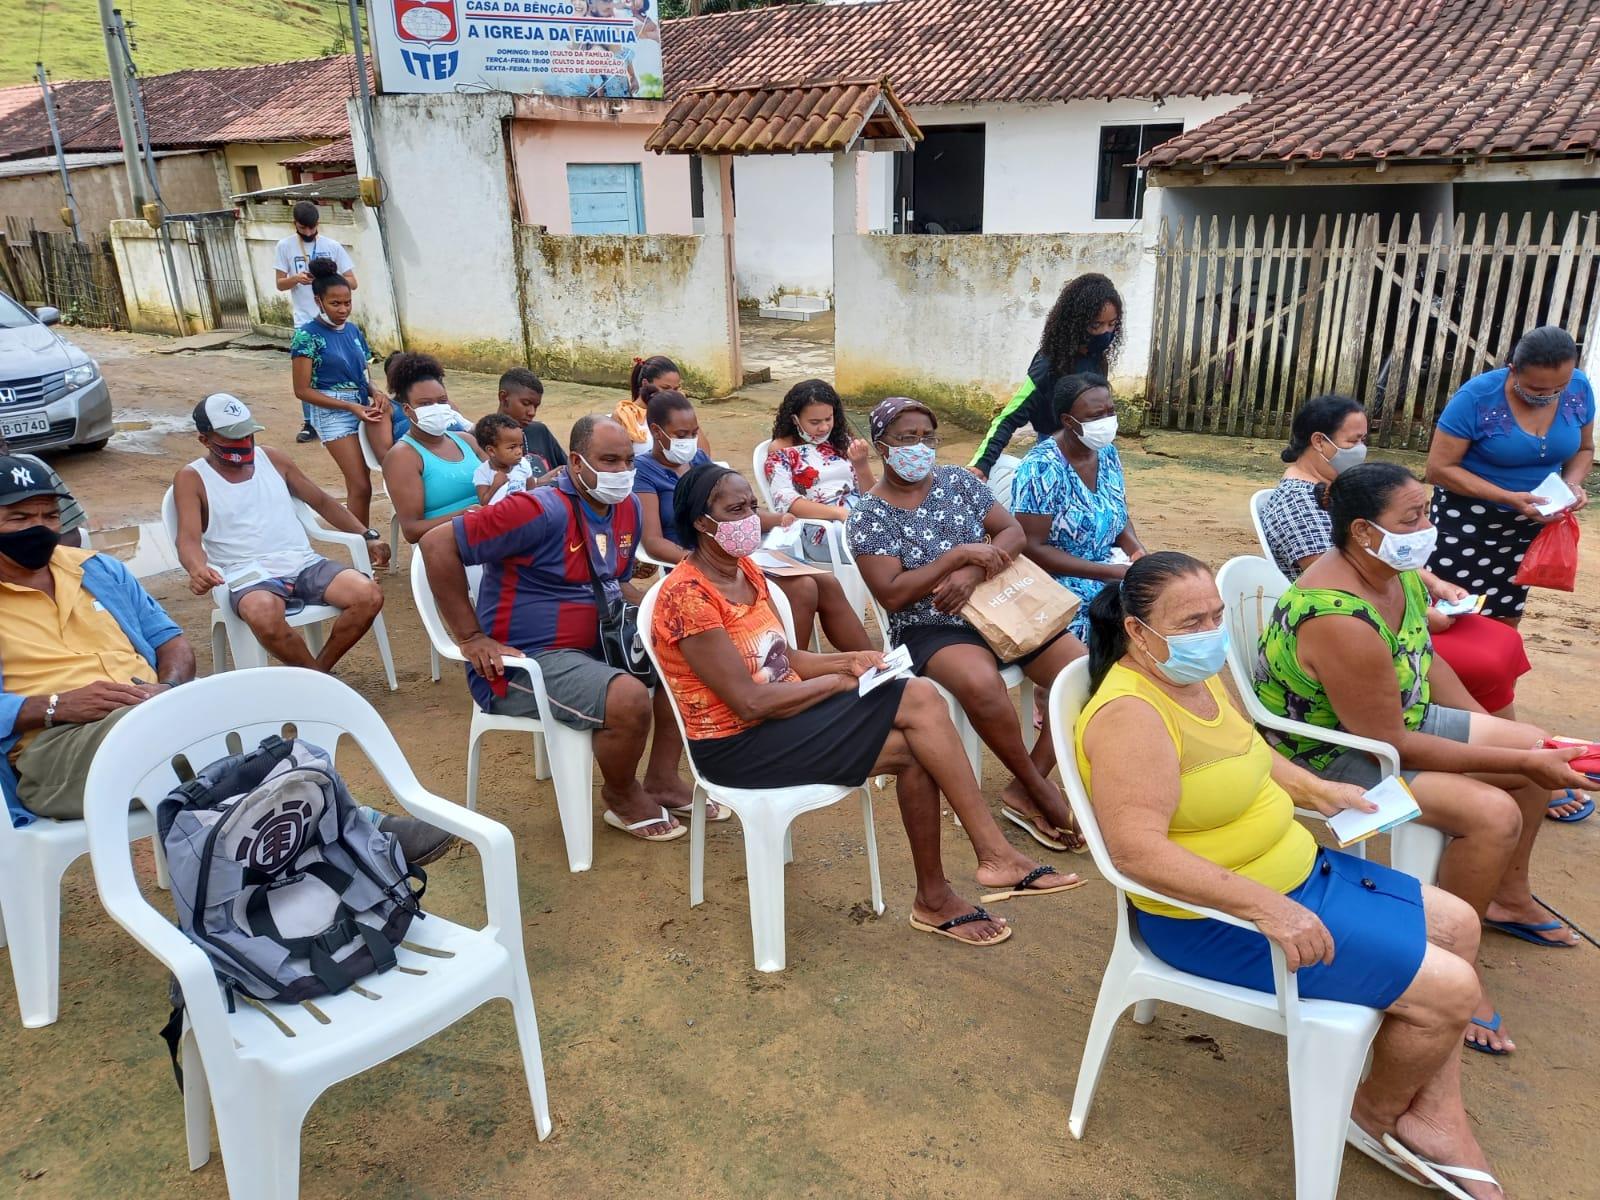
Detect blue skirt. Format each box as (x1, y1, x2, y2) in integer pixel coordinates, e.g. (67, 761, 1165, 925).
(1134, 848, 1426, 1009)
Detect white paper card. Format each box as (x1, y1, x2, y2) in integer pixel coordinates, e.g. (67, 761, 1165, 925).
(1433, 594, 1484, 617)
(858, 644, 913, 696)
(1327, 775, 1422, 848)
(1532, 470, 1578, 516)
(223, 562, 269, 591)
(762, 524, 805, 556)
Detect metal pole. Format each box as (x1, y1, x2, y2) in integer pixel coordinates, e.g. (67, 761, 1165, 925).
(97, 0, 147, 212)
(36, 63, 84, 244)
(111, 11, 164, 205)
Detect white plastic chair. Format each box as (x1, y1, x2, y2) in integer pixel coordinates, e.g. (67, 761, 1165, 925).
(1048, 658, 1383, 1200)
(1249, 488, 1276, 563)
(637, 578, 884, 972)
(1216, 555, 1446, 881)
(410, 550, 597, 873)
(357, 423, 401, 569)
(161, 488, 398, 692)
(82, 669, 552, 1199)
(753, 437, 869, 620)
(1, 797, 170, 1028)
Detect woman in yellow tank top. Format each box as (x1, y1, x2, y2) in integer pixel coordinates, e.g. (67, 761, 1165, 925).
(1074, 552, 1504, 1197)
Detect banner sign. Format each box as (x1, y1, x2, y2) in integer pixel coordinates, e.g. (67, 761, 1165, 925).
(370, 0, 664, 98)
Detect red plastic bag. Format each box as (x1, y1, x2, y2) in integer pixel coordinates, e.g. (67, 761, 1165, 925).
(1513, 512, 1580, 591)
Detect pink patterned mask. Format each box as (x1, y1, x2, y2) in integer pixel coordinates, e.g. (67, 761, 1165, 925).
(709, 512, 762, 557)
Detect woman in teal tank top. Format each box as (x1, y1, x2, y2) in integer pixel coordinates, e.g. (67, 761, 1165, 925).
(381, 353, 485, 543)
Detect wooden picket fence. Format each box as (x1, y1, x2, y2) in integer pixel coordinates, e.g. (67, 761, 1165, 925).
(1146, 210, 1600, 449)
(1, 216, 130, 330)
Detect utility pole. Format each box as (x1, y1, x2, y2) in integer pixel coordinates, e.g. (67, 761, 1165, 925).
(35, 63, 84, 244)
(111, 11, 165, 206)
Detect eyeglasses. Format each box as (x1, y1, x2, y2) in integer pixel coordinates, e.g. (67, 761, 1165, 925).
(880, 434, 942, 448)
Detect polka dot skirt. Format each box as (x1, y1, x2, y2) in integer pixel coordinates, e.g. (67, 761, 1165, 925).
(1429, 488, 1540, 619)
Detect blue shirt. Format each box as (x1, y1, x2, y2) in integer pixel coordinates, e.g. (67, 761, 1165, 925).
(2, 552, 183, 827)
(1436, 367, 1595, 496)
(289, 318, 372, 401)
(633, 449, 711, 548)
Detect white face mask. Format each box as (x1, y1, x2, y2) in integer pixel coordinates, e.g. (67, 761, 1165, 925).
(663, 435, 699, 466)
(411, 404, 455, 437)
(1073, 414, 1119, 451)
(1365, 522, 1437, 572)
(577, 454, 636, 505)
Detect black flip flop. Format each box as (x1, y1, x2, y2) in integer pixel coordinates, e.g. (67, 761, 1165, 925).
(908, 906, 1013, 946)
(980, 864, 1088, 902)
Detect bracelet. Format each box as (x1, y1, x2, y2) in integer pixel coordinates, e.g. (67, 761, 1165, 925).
(44, 693, 60, 729)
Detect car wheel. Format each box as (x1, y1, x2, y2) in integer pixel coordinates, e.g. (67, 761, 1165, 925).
(76, 438, 109, 452)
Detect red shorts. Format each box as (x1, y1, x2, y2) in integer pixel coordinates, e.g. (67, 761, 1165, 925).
(1432, 613, 1530, 713)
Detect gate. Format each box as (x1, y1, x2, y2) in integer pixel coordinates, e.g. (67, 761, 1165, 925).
(167, 211, 251, 330)
(1147, 211, 1600, 449)
(2, 217, 130, 330)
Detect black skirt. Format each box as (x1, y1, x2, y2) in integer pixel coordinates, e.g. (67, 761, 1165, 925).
(897, 621, 1070, 676)
(688, 679, 907, 789)
(1430, 488, 1540, 619)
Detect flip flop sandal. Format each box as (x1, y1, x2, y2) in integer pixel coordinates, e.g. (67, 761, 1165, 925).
(602, 807, 686, 842)
(1000, 804, 1087, 853)
(1345, 1119, 1437, 1189)
(1463, 1011, 1510, 1056)
(1380, 1134, 1503, 1200)
(908, 906, 1013, 947)
(979, 864, 1089, 903)
(1482, 917, 1577, 948)
(669, 798, 731, 822)
(1546, 789, 1595, 822)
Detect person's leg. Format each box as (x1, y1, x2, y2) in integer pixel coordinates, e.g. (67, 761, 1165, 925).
(590, 674, 677, 836)
(641, 685, 692, 810)
(812, 573, 871, 651)
(13, 706, 137, 818)
(871, 678, 1077, 893)
(1351, 888, 1502, 1197)
(922, 642, 1073, 838)
(323, 433, 373, 527)
(235, 588, 320, 669)
(312, 567, 384, 672)
(772, 574, 819, 649)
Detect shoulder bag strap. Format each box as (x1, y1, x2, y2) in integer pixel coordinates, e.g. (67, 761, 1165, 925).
(561, 490, 614, 613)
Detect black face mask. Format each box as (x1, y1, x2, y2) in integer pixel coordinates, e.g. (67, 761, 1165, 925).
(1085, 329, 1117, 356)
(0, 522, 60, 570)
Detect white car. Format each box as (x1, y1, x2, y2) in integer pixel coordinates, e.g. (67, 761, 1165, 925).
(0, 291, 112, 453)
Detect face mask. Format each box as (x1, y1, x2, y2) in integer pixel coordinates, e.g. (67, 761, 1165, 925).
(1511, 378, 1562, 407)
(210, 438, 255, 465)
(1365, 522, 1437, 572)
(411, 405, 456, 437)
(0, 522, 61, 570)
(1085, 329, 1117, 356)
(705, 512, 762, 557)
(1138, 618, 1230, 686)
(577, 455, 636, 505)
(660, 433, 699, 465)
(1316, 435, 1367, 475)
(1072, 414, 1119, 451)
(799, 426, 832, 446)
(316, 311, 345, 330)
(882, 442, 937, 482)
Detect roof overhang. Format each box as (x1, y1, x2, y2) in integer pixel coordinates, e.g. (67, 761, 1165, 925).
(231, 174, 361, 203)
(646, 78, 921, 156)
(1148, 154, 1600, 189)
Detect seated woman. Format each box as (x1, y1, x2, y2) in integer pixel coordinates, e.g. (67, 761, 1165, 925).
(1012, 373, 1145, 641)
(1253, 463, 1592, 1054)
(652, 464, 1083, 946)
(637, 389, 870, 653)
(848, 397, 1086, 852)
(762, 379, 875, 562)
(381, 353, 485, 544)
(617, 355, 710, 456)
(1077, 552, 1504, 1199)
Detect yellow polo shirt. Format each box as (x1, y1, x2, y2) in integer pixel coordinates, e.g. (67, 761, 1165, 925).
(0, 546, 154, 756)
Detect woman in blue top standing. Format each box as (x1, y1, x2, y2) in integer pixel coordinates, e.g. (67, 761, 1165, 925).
(1425, 325, 1595, 623)
(290, 259, 400, 528)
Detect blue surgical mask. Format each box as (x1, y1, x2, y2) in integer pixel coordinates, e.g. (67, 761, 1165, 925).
(882, 442, 937, 482)
(1137, 618, 1230, 685)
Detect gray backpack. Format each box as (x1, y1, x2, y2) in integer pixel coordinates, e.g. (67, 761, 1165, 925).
(157, 735, 426, 1007)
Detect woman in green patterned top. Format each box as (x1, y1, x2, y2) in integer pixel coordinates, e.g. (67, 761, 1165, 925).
(1252, 463, 1591, 1056)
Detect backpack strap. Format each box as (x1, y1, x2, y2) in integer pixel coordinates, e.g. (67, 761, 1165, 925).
(242, 862, 399, 995)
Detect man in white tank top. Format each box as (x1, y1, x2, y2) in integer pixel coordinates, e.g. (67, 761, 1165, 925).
(173, 394, 390, 674)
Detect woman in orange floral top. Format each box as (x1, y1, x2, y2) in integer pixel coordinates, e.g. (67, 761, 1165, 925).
(651, 464, 1084, 948)
(764, 380, 875, 562)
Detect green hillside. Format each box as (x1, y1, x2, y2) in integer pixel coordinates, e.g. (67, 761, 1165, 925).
(2, 0, 353, 86)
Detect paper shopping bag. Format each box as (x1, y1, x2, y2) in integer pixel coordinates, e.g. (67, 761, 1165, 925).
(958, 555, 1080, 661)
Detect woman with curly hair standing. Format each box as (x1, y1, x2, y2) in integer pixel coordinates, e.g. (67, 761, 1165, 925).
(968, 272, 1123, 481)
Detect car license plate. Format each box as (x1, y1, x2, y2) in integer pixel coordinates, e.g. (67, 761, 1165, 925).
(0, 412, 49, 439)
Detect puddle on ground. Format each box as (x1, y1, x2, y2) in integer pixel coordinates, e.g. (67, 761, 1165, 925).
(109, 408, 194, 454)
(91, 521, 185, 579)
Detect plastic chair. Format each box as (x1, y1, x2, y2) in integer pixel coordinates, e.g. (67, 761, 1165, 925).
(842, 524, 1033, 788)
(81, 669, 552, 1199)
(637, 579, 884, 972)
(410, 550, 596, 873)
(1249, 488, 1276, 563)
(752, 437, 869, 620)
(1216, 555, 1445, 881)
(357, 423, 401, 570)
(1047, 658, 1383, 1200)
(160, 488, 398, 692)
(1, 797, 170, 1028)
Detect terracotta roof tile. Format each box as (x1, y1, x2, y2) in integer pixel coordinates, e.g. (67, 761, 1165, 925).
(1144, 0, 1600, 167)
(646, 78, 920, 155)
(280, 134, 356, 168)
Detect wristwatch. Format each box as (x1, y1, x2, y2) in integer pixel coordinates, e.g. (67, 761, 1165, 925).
(362, 528, 382, 541)
(44, 693, 60, 729)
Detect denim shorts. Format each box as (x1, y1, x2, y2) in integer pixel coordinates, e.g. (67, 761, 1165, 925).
(309, 397, 409, 444)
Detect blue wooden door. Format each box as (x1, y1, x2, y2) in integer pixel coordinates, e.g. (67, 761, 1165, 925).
(567, 163, 645, 234)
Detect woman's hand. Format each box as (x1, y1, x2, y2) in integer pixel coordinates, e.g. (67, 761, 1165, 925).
(1504, 491, 1555, 521)
(1423, 574, 1469, 603)
(1568, 487, 1589, 513)
(1253, 894, 1335, 972)
(962, 541, 1012, 578)
(1302, 779, 1379, 819)
(831, 650, 887, 678)
(1520, 744, 1594, 792)
(367, 388, 390, 414)
(353, 402, 384, 423)
(1426, 608, 1455, 634)
(846, 437, 871, 467)
(930, 565, 984, 613)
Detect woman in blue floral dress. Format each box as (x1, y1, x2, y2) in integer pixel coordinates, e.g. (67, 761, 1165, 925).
(1011, 373, 1146, 638)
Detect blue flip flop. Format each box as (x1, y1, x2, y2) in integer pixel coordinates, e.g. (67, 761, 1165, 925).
(1464, 1011, 1510, 1056)
(1484, 918, 1577, 947)
(1547, 790, 1595, 823)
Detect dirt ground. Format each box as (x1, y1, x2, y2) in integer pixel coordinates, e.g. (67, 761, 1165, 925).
(2, 329, 1597, 1199)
